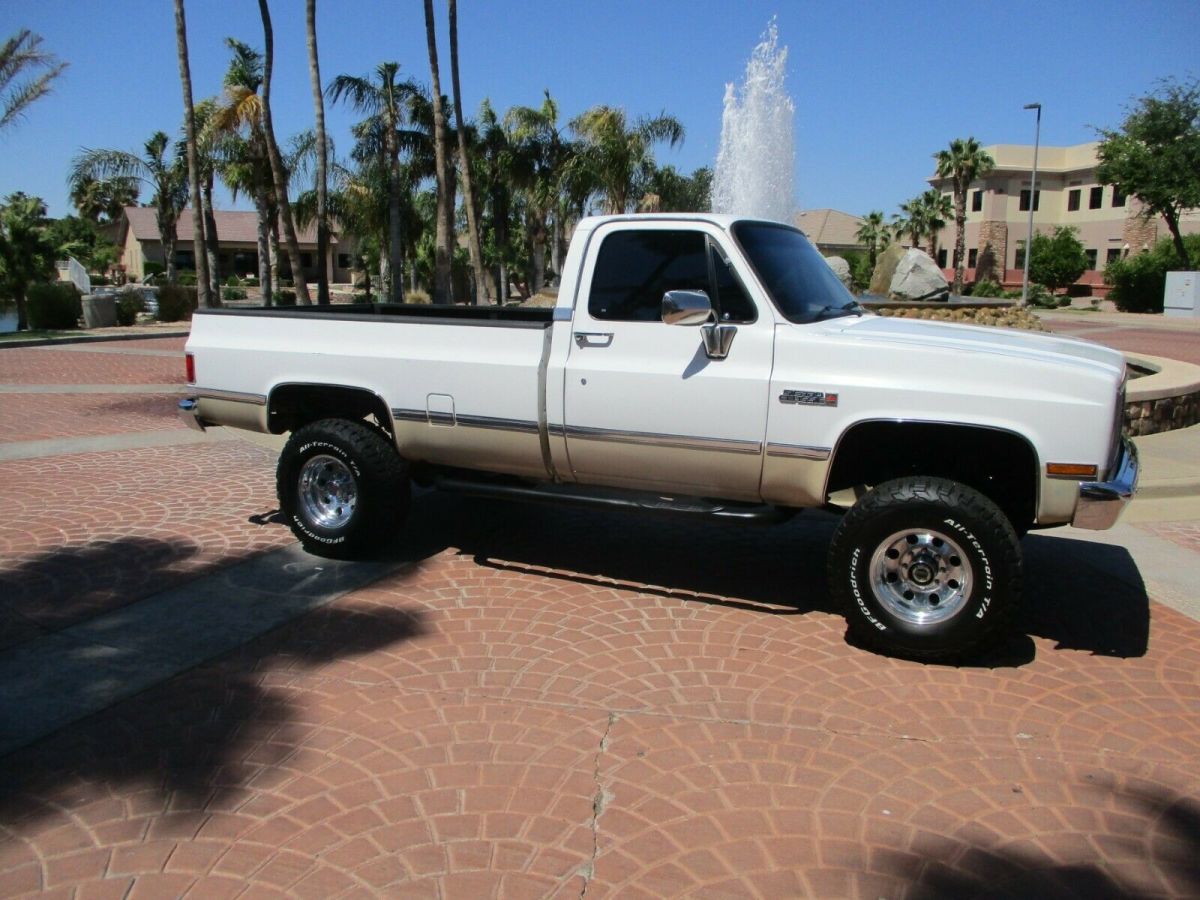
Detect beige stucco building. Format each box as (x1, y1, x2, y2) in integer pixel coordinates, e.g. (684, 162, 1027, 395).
(116, 207, 360, 284)
(928, 142, 1200, 295)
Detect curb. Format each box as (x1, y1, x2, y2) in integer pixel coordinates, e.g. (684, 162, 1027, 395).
(0, 330, 189, 350)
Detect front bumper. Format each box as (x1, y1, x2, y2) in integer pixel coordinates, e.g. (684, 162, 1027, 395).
(1071, 437, 1139, 530)
(178, 397, 207, 432)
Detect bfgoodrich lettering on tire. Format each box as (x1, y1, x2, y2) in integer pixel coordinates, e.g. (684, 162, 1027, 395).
(277, 418, 409, 560)
(828, 476, 1022, 661)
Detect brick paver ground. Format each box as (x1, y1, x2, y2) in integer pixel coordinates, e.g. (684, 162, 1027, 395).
(0, 393, 182, 443)
(1044, 319, 1200, 366)
(2, 332, 1199, 898)
(0, 347, 185, 385)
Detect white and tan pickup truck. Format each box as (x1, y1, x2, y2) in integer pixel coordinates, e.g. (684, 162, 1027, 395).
(181, 214, 1137, 659)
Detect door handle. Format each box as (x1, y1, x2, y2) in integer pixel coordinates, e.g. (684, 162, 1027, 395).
(574, 332, 614, 348)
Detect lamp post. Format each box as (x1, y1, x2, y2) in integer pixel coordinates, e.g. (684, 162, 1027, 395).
(1020, 102, 1041, 306)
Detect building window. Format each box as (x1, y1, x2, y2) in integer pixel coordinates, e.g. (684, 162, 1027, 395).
(1019, 190, 1040, 211)
(1014, 247, 1025, 269)
(337, 253, 351, 269)
(1067, 189, 1081, 212)
(1112, 186, 1126, 207)
(1106, 248, 1122, 266)
(937, 248, 948, 267)
(971, 190, 983, 212)
(300, 252, 313, 268)
(968, 248, 978, 268)
(1085, 249, 1098, 270)
(1089, 186, 1103, 209)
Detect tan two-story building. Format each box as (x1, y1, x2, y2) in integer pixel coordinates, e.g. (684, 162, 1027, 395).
(115, 207, 360, 285)
(928, 142, 1200, 295)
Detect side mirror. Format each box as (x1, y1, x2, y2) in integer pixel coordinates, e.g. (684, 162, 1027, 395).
(662, 289, 713, 326)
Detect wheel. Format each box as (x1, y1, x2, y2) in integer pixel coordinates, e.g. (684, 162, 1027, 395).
(827, 477, 1022, 661)
(277, 418, 409, 559)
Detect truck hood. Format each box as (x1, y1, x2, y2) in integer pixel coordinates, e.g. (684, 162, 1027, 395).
(829, 314, 1126, 376)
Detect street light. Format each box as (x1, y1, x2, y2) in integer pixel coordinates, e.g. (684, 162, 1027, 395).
(1021, 102, 1042, 306)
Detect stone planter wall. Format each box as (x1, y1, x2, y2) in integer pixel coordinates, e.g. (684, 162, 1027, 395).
(1124, 390, 1200, 436)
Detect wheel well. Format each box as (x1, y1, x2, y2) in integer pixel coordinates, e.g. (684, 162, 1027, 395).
(268, 384, 393, 437)
(826, 421, 1039, 529)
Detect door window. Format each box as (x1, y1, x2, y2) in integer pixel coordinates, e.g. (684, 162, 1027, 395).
(589, 230, 708, 321)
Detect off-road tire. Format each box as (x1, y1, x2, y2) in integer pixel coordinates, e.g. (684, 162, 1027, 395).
(277, 418, 409, 559)
(827, 477, 1022, 661)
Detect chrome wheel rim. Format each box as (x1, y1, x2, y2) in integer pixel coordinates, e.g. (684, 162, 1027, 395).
(869, 528, 972, 626)
(298, 454, 357, 529)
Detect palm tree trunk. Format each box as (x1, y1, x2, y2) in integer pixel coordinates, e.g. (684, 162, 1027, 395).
(174, 0, 212, 308)
(953, 193, 967, 295)
(160, 207, 178, 284)
(386, 137, 404, 303)
(448, 0, 486, 305)
(305, 0, 330, 305)
(255, 193, 272, 305)
(257, 0, 312, 305)
(423, 0, 453, 304)
(202, 175, 221, 305)
(269, 212, 280, 294)
(551, 213, 562, 283)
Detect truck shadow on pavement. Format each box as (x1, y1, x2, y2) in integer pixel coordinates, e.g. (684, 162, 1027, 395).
(0, 537, 427, 831)
(398, 494, 1151, 665)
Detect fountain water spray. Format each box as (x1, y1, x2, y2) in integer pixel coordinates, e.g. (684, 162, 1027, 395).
(712, 21, 795, 223)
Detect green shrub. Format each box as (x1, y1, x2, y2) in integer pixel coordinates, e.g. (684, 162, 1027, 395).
(115, 294, 143, 326)
(157, 285, 198, 322)
(1026, 284, 1056, 308)
(90, 274, 112, 286)
(225, 274, 241, 287)
(27, 283, 81, 330)
(1057, 295, 1073, 308)
(143, 261, 165, 279)
(276, 289, 296, 306)
(1104, 234, 1200, 313)
(224, 287, 247, 301)
(176, 271, 198, 286)
(970, 279, 1003, 298)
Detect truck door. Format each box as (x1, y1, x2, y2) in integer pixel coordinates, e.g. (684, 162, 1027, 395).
(562, 223, 774, 501)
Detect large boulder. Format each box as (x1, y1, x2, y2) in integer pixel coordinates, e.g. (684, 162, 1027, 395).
(889, 249, 950, 301)
(824, 255, 852, 290)
(868, 243, 906, 296)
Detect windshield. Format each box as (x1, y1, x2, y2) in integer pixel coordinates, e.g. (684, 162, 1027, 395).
(731, 221, 859, 323)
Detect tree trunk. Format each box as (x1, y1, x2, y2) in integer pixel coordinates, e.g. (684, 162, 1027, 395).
(550, 213, 562, 284)
(305, 0, 330, 305)
(423, 0, 453, 304)
(174, 0, 211, 308)
(1164, 210, 1190, 268)
(953, 190, 967, 296)
(385, 136, 404, 303)
(255, 193, 272, 305)
(258, 0, 312, 305)
(269, 211, 280, 298)
(379, 249, 390, 299)
(161, 213, 178, 284)
(202, 176, 221, 305)
(15, 288, 27, 332)
(448, 0, 486, 305)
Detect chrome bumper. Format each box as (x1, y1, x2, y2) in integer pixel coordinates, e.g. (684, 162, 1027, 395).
(178, 397, 207, 432)
(1072, 437, 1139, 530)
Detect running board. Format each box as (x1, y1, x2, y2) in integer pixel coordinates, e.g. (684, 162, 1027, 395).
(431, 475, 793, 524)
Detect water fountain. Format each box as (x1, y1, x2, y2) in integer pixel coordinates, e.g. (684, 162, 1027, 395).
(711, 20, 795, 223)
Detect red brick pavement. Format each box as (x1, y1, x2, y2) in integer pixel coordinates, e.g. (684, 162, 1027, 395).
(0, 347, 185, 385)
(2, 495, 1199, 897)
(1044, 320, 1200, 366)
(0, 393, 182, 443)
(0, 440, 293, 648)
(1135, 520, 1200, 554)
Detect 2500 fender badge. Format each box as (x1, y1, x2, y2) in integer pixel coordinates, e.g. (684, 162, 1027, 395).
(780, 389, 838, 407)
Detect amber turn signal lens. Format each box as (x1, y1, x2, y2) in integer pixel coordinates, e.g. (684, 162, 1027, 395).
(1046, 462, 1098, 479)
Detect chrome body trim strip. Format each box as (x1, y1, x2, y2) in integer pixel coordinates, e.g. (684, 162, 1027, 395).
(195, 388, 267, 406)
(564, 424, 762, 455)
(1072, 436, 1139, 530)
(390, 408, 539, 434)
(766, 442, 831, 461)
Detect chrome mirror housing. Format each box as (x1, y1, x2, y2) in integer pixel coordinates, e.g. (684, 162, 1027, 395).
(662, 290, 713, 326)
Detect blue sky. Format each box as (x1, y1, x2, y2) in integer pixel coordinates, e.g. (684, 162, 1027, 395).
(2, 0, 1197, 220)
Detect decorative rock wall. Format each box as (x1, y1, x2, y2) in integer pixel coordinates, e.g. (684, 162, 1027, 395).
(977, 221, 1008, 283)
(1124, 390, 1200, 436)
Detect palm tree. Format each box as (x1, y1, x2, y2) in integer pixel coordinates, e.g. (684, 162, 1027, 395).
(0, 30, 67, 133)
(568, 105, 684, 214)
(447, 0, 486, 303)
(174, 0, 212, 308)
(422, 0, 453, 303)
(0, 193, 57, 330)
(891, 197, 925, 252)
(918, 189, 953, 265)
(210, 38, 275, 302)
(257, 0, 312, 305)
(69, 175, 139, 224)
(855, 210, 889, 270)
(934, 137, 995, 295)
(474, 99, 518, 302)
(305, 0, 330, 305)
(71, 132, 187, 282)
(327, 62, 414, 303)
(507, 92, 571, 292)
(187, 99, 222, 304)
